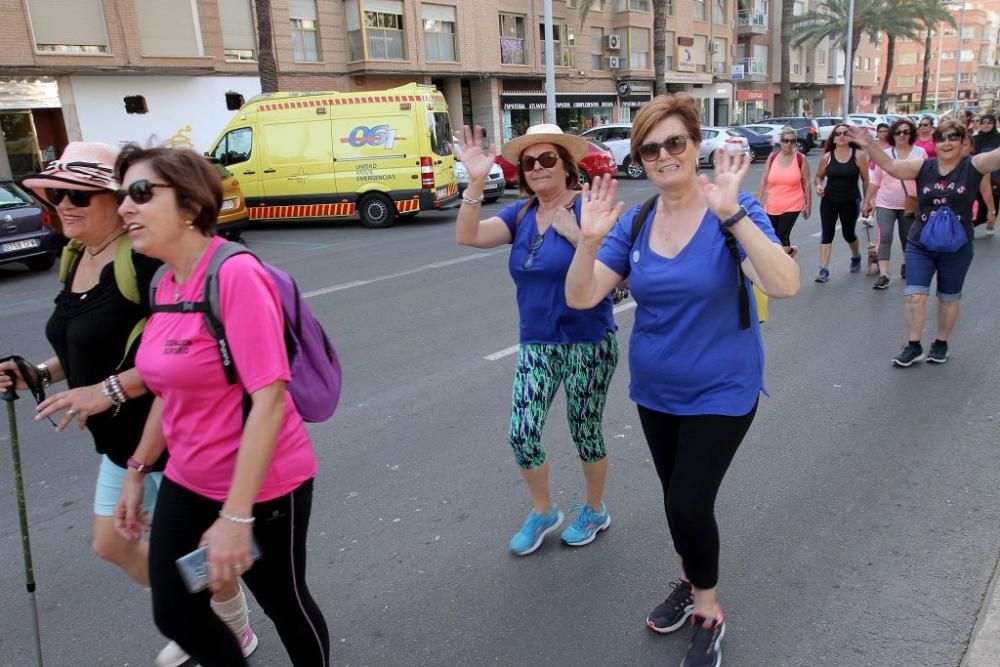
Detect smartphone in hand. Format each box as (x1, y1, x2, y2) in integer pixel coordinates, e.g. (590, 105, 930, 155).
(176, 539, 262, 594)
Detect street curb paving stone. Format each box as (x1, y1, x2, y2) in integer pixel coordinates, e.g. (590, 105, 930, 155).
(962, 548, 1000, 666)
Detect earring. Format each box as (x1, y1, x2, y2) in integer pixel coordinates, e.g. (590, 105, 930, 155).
(186, 219, 194, 230)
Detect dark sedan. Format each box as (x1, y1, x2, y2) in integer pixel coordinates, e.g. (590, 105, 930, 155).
(0, 180, 58, 271)
(727, 127, 775, 163)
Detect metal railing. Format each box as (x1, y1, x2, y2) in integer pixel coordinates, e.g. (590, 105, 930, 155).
(737, 9, 768, 30)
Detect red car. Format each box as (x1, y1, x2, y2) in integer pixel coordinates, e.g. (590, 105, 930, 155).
(495, 138, 617, 188)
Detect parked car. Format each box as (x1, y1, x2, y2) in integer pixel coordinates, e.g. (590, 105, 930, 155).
(208, 158, 250, 240)
(766, 116, 820, 153)
(813, 116, 878, 141)
(495, 138, 618, 187)
(727, 126, 775, 162)
(699, 127, 749, 167)
(0, 180, 58, 271)
(742, 123, 785, 147)
(577, 123, 647, 178)
(455, 159, 505, 203)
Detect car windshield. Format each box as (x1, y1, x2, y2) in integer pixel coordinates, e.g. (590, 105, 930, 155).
(0, 183, 30, 208)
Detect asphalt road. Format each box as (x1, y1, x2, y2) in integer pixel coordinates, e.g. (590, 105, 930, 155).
(1, 159, 999, 666)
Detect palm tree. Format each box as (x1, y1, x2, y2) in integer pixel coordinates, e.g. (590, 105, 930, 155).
(578, 0, 671, 96)
(255, 0, 279, 93)
(779, 0, 795, 115)
(913, 0, 957, 109)
(791, 0, 919, 114)
(876, 0, 924, 113)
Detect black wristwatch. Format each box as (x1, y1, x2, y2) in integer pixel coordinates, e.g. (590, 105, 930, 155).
(720, 206, 749, 229)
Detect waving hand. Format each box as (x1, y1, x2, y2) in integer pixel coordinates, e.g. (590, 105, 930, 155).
(452, 125, 497, 183)
(579, 175, 626, 246)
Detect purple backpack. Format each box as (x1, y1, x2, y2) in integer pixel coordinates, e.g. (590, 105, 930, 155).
(151, 242, 342, 422)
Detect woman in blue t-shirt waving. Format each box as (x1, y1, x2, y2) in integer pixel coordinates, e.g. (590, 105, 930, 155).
(453, 124, 618, 556)
(565, 94, 799, 667)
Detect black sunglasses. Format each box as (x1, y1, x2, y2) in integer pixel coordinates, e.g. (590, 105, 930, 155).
(833, 130, 849, 137)
(522, 233, 544, 269)
(780, 138, 796, 144)
(933, 132, 964, 143)
(894, 129, 912, 136)
(114, 180, 172, 206)
(981, 119, 995, 124)
(45, 188, 103, 207)
(521, 152, 560, 171)
(638, 136, 688, 161)
(918, 122, 932, 127)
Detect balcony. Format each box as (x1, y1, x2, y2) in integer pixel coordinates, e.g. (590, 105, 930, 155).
(737, 9, 769, 35)
(740, 57, 768, 81)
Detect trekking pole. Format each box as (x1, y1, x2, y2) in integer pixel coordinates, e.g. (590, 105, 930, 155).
(2, 370, 44, 666)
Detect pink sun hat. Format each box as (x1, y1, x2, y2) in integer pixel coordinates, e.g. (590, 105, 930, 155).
(22, 142, 120, 202)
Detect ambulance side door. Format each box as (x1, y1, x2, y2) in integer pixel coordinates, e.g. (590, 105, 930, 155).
(332, 115, 417, 195)
(259, 118, 336, 199)
(210, 126, 260, 199)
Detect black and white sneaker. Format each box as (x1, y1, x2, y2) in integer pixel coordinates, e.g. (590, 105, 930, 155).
(682, 613, 726, 667)
(646, 579, 694, 634)
(926, 340, 949, 364)
(892, 342, 924, 367)
(873, 274, 890, 290)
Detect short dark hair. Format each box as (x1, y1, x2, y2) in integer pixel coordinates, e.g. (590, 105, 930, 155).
(888, 118, 917, 147)
(877, 123, 890, 132)
(115, 144, 222, 233)
(516, 144, 581, 196)
(822, 124, 859, 153)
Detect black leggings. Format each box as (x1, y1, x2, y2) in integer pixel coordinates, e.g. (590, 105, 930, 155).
(820, 198, 859, 244)
(638, 402, 757, 590)
(974, 182, 999, 225)
(767, 211, 801, 247)
(149, 477, 330, 666)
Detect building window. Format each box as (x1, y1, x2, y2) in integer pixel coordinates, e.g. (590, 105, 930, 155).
(942, 51, 955, 60)
(26, 0, 109, 53)
(960, 72, 975, 82)
(500, 14, 526, 65)
(220, 0, 256, 61)
(792, 63, 800, 74)
(897, 75, 916, 86)
(615, 0, 649, 10)
(133, 0, 202, 57)
(693, 34, 708, 72)
(290, 0, 320, 62)
(864, 57, 871, 70)
(713, 0, 726, 24)
(664, 31, 675, 70)
(898, 52, 917, 65)
(345, 0, 405, 60)
(539, 22, 574, 67)
(712, 37, 726, 74)
(961, 50, 974, 61)
(819, 48, 826, 65)
(630, 27, 650, 69)
(694, 0, 706, 21)
(423, 5, 457, 62)
(591, 27, 604, 70)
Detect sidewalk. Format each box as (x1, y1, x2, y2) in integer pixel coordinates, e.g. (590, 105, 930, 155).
(963, 550, 1000, 666)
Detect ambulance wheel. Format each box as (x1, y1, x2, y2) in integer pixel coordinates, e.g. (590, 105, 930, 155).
(359, 193, 396, 229)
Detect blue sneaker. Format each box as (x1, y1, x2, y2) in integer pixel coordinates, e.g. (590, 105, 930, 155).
(850, 255, 862, 273)
(814, 267, 830, 283)
(560, 502, 611, 546)
(509, 504, 563, 556)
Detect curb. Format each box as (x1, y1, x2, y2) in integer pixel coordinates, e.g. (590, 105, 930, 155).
(962, 548, 1000, 666)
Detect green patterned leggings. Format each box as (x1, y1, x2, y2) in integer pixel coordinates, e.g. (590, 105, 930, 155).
(508, 331, 619, 470)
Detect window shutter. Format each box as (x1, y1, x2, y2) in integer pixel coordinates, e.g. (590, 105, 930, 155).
(133, 0, 201, 56)
(421, 4, 455, 22)
(289, 0, 317, 21)
(219, 0, 256, 51)
(345, 0, 361, 31)
(26, 0, 107, 47)
(366, 0, 404, 15)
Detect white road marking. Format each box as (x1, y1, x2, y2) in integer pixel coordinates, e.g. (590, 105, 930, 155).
(302, 250, 505, 299)
(483, 300, 637, 361)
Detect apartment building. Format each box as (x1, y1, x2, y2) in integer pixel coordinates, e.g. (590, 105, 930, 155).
(734, 0, 878, 122)
(1, 0, 740, 180)
(876, 1, 1000, 113)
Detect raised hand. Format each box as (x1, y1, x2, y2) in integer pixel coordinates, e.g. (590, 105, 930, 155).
(847, 126, 871, 147)
(697, 149, 750, 220)
(579, 175, 626, 246)
(452, 125, 497, 183)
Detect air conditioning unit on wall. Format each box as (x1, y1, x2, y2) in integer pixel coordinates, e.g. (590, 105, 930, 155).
(605, 34, 621, 50)
(606, 56, 621, 69)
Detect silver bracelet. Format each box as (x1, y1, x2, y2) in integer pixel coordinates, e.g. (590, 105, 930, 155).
(461, 192, 484, 206)
(35, 363, 51, 389)
(219, 510, 255, 525)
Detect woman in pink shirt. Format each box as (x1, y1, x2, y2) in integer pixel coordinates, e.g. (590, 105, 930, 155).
(113, 146, 329, 666)
(758, 126, 812, 255)
(914, 116, 937, 159)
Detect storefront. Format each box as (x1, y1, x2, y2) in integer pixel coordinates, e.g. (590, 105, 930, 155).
(500, 91, 619, 140)
(735, 88, 771, 125)
(665, 73, 731, 126)
(0, 77, 67, 179)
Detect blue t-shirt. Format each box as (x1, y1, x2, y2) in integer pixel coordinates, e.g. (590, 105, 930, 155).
(596, 192, 778, 416)
(498, 197, 616, 344)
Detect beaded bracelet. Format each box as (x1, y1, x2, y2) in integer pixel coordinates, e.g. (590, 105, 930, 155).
(101, 374, 128, 417)
(219, 510, 255, 525)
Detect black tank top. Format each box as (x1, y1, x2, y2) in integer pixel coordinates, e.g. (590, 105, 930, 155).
(824, 147, 861, 202)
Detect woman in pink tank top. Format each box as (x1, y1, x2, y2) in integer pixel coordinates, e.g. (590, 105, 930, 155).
(758, 126, 812, 256)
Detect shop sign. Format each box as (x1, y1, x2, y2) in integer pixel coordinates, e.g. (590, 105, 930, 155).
(676, 46, 695, 73)
(616, 81, 632, 98)
(664, 71, 713, 85)
(501, 93, 617, 110)
(736, 90, 767, 101)
(731, 64, 745, 80)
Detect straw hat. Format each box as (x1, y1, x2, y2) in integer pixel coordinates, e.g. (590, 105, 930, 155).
(22, 142, 120, 200)
(501, 123, 588, 164)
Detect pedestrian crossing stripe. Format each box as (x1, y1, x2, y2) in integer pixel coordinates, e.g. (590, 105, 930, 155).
(258, 95, 439, 112)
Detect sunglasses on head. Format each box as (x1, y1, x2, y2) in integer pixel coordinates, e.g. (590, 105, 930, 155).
(933, 132, 964, 143)
(45, 188, 102, 207)
(894, 129, 912, 136)
(520, 151, 560, 171)
(113, 179, 172, 206)
(522, 233, 545, 269)
(638, 135, 688, 161)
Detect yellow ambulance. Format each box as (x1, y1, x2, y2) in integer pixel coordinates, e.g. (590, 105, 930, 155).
(207, 83, 459, 229)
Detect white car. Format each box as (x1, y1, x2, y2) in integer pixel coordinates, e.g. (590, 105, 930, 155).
(578, 124, 645, 178)
(699, 126, 749, 166)
(454, 160, 505, 203)
(742, 123, 785, 144)
(813, 116, 878, 141)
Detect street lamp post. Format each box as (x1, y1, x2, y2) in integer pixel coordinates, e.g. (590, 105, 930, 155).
(843, 0, 856, 118)
(953, 0, 968, 115)
(544, 0, 556, 124)
(934, 23, 945, 112)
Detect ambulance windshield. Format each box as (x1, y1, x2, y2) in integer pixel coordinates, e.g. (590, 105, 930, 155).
(428, 112, 453, 157)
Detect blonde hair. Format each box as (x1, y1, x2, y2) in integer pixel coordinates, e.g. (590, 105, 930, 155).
(779, 126, 797, 141)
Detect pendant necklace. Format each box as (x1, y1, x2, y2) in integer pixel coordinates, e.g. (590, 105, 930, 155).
(86, 230, 127, 257)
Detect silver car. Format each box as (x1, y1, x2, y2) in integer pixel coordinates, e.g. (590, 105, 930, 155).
(699, 127, 749, 167)
(454, 159, 505, 203)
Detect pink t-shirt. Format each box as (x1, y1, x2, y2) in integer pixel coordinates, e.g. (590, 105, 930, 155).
(914, 136, 937, 159)
(764, 154, 806, 215)
(871, 145, 926, 210)
(137, 236, 316, 502)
